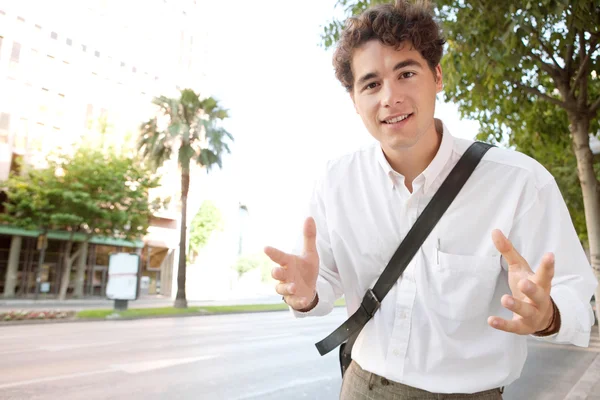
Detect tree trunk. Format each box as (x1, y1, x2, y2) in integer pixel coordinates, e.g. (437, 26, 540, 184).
(174, 169, 190, 309)
(58, 240, 81, 301)
(3, 236, 22, 298)
(569, 115, 600, 329)
(73, 240, 89, 298)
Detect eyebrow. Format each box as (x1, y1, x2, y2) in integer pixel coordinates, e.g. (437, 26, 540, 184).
(355, 59, 424, 87)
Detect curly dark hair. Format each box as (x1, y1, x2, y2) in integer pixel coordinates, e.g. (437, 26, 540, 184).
(333, 0, 446, 92)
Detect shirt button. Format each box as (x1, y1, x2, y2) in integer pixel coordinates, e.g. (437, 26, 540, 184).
(393, 349, 401, 356)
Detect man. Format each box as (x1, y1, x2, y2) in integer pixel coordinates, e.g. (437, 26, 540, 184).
(264, 1, 598, 399)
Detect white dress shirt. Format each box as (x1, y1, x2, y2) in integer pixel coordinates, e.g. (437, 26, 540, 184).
(292, 122, 598, 394)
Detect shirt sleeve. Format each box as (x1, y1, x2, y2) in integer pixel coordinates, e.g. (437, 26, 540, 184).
(508, 178, 598, 347)
(291, 167, 344, 318)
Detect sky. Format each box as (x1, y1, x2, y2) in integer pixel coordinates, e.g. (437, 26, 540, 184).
(193, 0, 481, 253)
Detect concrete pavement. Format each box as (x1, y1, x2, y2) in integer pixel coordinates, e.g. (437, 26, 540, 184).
(0, 309, 598, 399)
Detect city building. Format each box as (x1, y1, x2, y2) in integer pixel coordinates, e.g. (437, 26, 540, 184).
(0, 0, 208, 299)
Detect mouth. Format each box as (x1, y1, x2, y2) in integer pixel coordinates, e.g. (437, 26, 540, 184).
(381, 113, 413, 126)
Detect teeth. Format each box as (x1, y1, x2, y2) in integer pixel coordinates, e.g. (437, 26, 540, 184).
(385, 114, 409, 124)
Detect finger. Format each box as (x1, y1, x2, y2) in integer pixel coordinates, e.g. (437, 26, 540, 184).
(534, 253, 555, 289)
(488, 316, 530, 335)
(501, 295, 535, 318)
(518, 278, 549, 307)
(284, 295, 312, 310)
(264, 246, 292, 267)
(491, 229, 529, 269)
(271, 266, 288, 282)
(303, 217, 317, 256)
(275, 282, 296, 296)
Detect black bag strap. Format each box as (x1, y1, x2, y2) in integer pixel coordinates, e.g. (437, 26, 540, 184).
(315, 141, 494, 356)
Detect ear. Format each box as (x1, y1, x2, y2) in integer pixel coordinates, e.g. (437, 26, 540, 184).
(435, 64, 443, 93)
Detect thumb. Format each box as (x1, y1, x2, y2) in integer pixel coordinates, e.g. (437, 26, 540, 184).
(303, 217, 318, 257)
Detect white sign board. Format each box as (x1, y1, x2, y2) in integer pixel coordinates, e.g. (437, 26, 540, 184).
(106, 253, 140, 301)
(40, 282, 50, 293)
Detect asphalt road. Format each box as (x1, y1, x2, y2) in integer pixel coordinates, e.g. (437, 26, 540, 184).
(0, 309, 598, 400)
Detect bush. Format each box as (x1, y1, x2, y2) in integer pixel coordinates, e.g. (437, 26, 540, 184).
(0, 310, 75, 322)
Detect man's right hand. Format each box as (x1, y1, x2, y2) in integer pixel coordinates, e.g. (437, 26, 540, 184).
(264, 217, 320, 311)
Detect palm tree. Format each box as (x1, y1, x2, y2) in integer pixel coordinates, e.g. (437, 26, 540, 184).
(138, 89, 233, 308)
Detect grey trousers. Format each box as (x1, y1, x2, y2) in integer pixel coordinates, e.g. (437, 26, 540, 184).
(340, 361, 503, 400)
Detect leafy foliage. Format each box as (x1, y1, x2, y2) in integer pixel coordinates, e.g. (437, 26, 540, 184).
(233, 253, 272, 279)
(1, 146, 160, 239)
(320, 0, 600, 244)
(188, 200, 224, 258)
(137, 88, 234, 308)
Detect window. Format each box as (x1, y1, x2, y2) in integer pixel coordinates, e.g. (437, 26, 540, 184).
(94, 50, 100, 58)
(0, 36, 3, 59)
(66, 38, 72, 46)
(10, 42, 21, 63)
(38, 88, 50, 122)
(55, 94, 65, 128)
(0, 113, 10, 131)
(82, 44, 87, 52)
(50, 32, 58, 40)
(0, 113, 10, 144)
(14, 118, 28, 149)
(30, 123, 45, 151)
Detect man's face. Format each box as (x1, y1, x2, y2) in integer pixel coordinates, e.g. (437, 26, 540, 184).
(350, 40, 442, 153)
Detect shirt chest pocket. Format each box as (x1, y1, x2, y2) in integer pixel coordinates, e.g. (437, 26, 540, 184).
(428, 251, 502, 321)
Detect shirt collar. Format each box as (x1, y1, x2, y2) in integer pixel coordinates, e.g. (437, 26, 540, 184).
(376, 120, 454, 193)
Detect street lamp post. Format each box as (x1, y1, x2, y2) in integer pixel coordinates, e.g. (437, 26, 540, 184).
(238, 203, 249, 256)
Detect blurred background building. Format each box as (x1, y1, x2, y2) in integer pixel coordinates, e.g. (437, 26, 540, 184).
(0, 0, 210, 299)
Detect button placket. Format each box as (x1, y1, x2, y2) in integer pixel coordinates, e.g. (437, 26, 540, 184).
(386, 279, 416, 376)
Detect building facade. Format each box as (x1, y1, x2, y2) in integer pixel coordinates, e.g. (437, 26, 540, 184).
(0, 0, 207, 298)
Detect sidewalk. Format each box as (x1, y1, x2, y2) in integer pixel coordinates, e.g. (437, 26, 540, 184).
(0, 294, 284, 311)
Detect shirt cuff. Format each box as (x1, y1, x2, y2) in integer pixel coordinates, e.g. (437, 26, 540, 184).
(290, 277, 335, 318)
(531, 286, 592, 347)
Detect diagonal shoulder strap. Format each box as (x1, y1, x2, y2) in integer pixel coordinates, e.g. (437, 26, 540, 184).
(315, 141, 494, 356)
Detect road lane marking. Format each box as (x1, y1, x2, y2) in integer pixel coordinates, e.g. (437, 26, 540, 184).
(235, 376, 338, 400)
(0, 369, 115, 390)
(0, 348, 40, 355)
(564, 354, 600, 399)
(0, 355, 219, 389)
(241, 333, 294, 342)
(40, 341, 124, 351)
(110, 355, 218, 374)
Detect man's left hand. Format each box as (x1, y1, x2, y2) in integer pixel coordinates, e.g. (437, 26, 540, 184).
(488, 229, 556, 335)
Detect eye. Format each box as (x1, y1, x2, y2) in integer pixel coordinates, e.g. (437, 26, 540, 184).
(400, 71, 415, 79)
(363, 82, 379, 91)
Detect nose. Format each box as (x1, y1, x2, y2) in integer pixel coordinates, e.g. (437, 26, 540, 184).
(380, 81, 404, 108)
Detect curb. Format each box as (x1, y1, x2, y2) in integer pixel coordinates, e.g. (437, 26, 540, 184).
(0, 307, 304, 327)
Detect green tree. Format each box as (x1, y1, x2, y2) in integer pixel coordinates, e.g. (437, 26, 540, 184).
(188, 200, 224, 263)
(233, 253, 272, 279)
(138, 88, 233, 308)
(1, 146, 161, 299)
(52, 146, 161, 298)
(1, 167, 59, 298)
(322, 0, 600, 324)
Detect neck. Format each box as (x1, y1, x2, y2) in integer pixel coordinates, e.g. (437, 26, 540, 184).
(383, 119, 443, 191)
